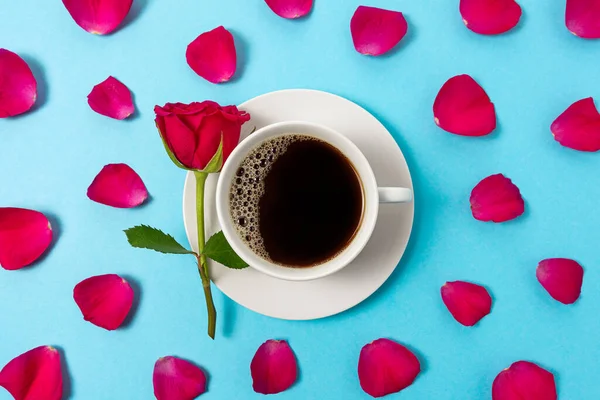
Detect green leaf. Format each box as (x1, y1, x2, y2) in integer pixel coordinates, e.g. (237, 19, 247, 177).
(201, 134, 224, 174)
(124, 225, 195, 255)
(203, 231, 249, 269)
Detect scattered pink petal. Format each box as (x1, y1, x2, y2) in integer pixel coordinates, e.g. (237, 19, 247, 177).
(566, 0, 600, 39)
(0, 208, 53, 271)
(537, 258, 584, 304)
(470, 174, 525, 223)
(153, 356, 207, 400)
(460, 0, 522, 35)
(0, 49, 37, 118)
(433, 74, 496, 136)
(87, 163, 148, 208)
(358, 338, 421, 398)
(186, 26, 237, 84)
(250, 340, 297, 394)
(265, 0, 313, 18)
(0, 346, 63, 400)
(441, 281, 492, 326)
(551, 97, 600, 152)
(73, 274, 134, 330)
(87, 76, 134, 120)
(492, 361, 557, 400)
(351, 6, 408, 56)
(62, 0, 133, 35)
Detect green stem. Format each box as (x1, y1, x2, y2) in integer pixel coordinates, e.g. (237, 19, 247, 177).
(194, 171, 216, 340)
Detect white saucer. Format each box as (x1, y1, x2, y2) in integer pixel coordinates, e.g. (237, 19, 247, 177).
(182, 89, 414, 320)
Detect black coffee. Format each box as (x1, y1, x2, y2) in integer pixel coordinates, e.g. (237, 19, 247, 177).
(229, 134, 363, 267)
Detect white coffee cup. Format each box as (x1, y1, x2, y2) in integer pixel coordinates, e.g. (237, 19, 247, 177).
(216, 121, 412, 281)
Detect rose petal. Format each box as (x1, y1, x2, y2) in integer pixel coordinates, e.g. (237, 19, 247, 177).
(551, 97, 600, 152)
(153, 356, 207, 400)
(350, 6, 408, 56)
(154, 101, 250, 172)
(265, 0, 313, 18)
(470, 174, 525, 222)
(87, 76, 134, 120)
(433, 74, 496, 136)
(87, 163, 148, 208)
(460, 0, 522, 35)
(358, 338, 421, 398)
(0, 346, 63, 400)
(250, 340, 297, 394)
(0, 208, 53, 271)
(441, 281, 492, 326)
(566, 0, 600, 38)
(186, 26, 237, 84)
(62, 0, 133, 35)
(537, 258, 584, 304)
(73, 274, 134, 330)
(492, 361, 557, 400)
(0, 49, 37, 118)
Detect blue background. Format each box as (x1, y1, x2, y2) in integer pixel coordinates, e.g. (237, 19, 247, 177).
(1, 0, 599, 398)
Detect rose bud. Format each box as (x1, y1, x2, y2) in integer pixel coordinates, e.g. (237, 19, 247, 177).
(154, 101, 250, 173)
(154, 101, 250, 340)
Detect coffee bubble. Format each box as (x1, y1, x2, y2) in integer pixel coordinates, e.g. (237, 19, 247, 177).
(229, 134, 311, 260)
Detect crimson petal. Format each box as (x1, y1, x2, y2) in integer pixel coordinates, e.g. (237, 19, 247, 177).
(351, 6, 408, 56)
(87, 163, 148, 208)
(87, 76, 134, 120)
(358, 338, 421, 398)
(73, 274, 134, 330)
(250, 340, 297, 394)
(434, 74, 496, 136)
(492, 361, 557, 400)
(153, 356, 207, 400)
(0, 49, 37, 118)
(470, 174, 524, 222)
(537, 258, 584, 304)
(460, 0, 522, 35)
(551, 97, 600, 152)
(566, 0, 600, 39)
(0, 346, 63, 400)
(265, 0, 313, 18)
(0, 208, 53, 271)
(62, 0, 133, 35)
(186, 26, 237, 84)
(441, 281, 492, 326)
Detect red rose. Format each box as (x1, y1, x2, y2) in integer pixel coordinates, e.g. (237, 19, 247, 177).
(154, 101, 250, 172)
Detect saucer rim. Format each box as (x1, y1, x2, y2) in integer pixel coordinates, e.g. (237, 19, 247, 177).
(182, 88, 414, 320)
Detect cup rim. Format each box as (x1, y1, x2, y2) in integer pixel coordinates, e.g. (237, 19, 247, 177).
(215, 121, 379, 281)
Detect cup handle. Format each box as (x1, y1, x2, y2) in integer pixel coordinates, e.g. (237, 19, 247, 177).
(378, 187, 413, 203)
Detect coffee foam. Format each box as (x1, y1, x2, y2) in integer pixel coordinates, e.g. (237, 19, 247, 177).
(229, 134, 314, 260)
